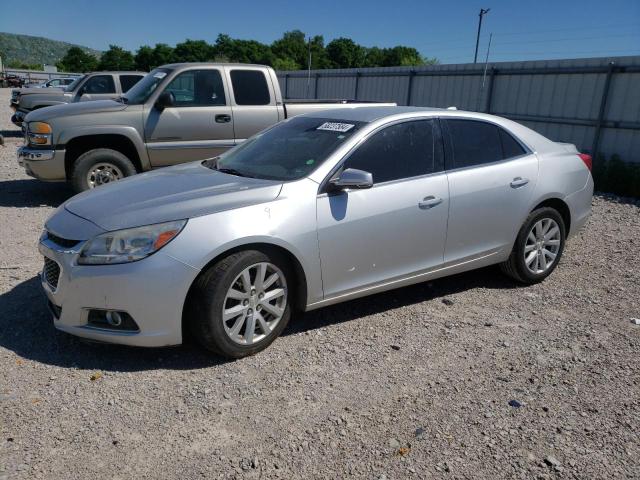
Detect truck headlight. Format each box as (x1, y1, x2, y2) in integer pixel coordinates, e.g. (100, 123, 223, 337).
(78, 220, 187, 265)
(28, 122, 53, 146)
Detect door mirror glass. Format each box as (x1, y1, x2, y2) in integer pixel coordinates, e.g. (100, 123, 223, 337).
(155, 91, 175, 109)
(329, 168, 373, 191)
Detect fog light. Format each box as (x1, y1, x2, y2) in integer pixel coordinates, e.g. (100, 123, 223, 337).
(87, 310, 139, 332)
(106, 311, 122, 327)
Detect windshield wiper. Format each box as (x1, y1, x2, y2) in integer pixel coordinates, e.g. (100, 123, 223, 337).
(116, 96, 129, 104)
(216, 167, 255, 178)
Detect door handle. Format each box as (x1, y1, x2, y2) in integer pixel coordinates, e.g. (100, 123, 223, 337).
(418, 196, 443, 210)
(510, 177, 529, 188)
(215, 114, 231, 123)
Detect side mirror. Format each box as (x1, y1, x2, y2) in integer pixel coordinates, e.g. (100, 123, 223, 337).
(155, 91, 174, 110)
(328, 168, 373, 191)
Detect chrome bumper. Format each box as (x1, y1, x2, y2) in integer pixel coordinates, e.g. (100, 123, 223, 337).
(17, 146, 66, 181)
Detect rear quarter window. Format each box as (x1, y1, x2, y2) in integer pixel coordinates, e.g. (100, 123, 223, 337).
(120, 75, 144, 93)
(230, 70, 271, 106)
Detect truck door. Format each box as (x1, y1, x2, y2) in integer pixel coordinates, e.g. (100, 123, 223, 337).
(226, 67, 279, 143)
(144, 68, 235, 167)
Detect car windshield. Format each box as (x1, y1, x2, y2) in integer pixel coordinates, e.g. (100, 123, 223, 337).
(64, 75, 85, 92)
(123, 68, 172, 105)
(210, 117, 365, 181)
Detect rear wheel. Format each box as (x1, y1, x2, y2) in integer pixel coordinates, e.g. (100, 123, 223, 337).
(190, 250, 293, 358)
(71, 148, 137, 192)
(500, 207, 566, 284)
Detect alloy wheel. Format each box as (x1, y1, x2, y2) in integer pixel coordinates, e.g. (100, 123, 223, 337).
(524, 218, 561, 274)
(222, 262, 287, 345)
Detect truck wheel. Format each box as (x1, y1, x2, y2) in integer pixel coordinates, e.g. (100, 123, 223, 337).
(71, 148, 137, 192)
(189, 250, 293, 358)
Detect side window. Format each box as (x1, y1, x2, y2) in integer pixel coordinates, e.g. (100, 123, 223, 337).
(343, 120, 438, 184)
(81, 75, 116, 94)
(49, 80, 60, 86)
(230, 70, 271, 105)
(445, 119, 528, 169)
(120, 75, 144, 93)
(499, 128, 526, 159)
(164, 69, 226, 107)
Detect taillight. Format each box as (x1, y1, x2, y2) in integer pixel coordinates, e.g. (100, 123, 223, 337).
(578, 153, 592, 172)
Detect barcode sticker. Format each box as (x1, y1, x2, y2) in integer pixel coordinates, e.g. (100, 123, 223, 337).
(317, 122, 355, 133)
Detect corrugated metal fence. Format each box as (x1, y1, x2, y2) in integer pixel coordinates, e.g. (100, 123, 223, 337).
(277, 56, 640, 163)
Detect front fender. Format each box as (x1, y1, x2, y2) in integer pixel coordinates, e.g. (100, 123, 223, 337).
(58, 126, 150, 170)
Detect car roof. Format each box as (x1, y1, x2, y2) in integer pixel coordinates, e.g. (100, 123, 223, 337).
(305, 106, 444, 123)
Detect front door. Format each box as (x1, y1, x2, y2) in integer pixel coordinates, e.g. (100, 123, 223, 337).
(76, 74, 119, 102)
(317, 119, 449, 298)
(145, 68, 235, 167)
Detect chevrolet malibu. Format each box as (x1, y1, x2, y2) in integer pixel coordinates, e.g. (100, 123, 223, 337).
(39, 107, 593, 358)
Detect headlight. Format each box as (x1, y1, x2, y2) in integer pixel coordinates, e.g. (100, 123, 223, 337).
(27, 122, 52, 146)
(78, 220, 187, 265)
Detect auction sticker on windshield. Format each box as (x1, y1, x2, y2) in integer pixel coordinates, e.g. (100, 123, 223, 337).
(317, 122, 355, 133)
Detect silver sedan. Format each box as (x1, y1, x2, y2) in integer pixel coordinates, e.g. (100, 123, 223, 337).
(39, 107, 593, 358)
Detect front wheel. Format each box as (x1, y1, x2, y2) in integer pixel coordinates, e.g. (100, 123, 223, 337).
(500, 207, 566, 284)
(71, 148, 137, 192)
(189, 250, 293, 358)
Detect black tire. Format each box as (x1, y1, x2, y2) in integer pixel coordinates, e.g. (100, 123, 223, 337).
(71, 148, 137, 193)
(189, 250, 294, 359)
(500, 207, 566, 284)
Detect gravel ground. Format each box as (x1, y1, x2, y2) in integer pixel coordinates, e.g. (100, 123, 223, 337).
(0, 87, 639, 479)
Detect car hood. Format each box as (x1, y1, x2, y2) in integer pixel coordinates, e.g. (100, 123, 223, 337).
(25, 100, 128, 122)
(63, 161, 283, 232)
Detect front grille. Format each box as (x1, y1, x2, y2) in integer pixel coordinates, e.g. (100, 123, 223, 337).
(46, 232, 80, 249)
(43, 257, 61, 290)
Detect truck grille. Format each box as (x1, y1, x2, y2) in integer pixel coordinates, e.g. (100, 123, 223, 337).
(43, 257, 61, 290)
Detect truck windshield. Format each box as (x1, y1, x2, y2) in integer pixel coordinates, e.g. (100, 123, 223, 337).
(64, 75, 86, 92)
(123, 68, 172, 105)
(211, 117, 365, 181)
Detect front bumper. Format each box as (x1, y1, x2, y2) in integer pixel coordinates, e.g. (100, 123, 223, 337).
(17, 145, 66, 181)
(38, 236, 200, 347)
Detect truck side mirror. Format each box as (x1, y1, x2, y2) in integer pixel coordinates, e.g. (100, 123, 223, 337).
(155, 91, 175, 110)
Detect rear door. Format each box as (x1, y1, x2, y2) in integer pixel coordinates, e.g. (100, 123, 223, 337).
(145, 68, 235, 167)
(442, 118, 539, 263)
(226, 67, 279, 142)
(316, 119, 449, 298)
(76, 74, 119, 102)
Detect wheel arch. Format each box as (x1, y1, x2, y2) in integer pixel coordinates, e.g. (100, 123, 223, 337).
(531, 197, 572, 236)
(63, 133, 144, 179)
(181, 241, 309, 340)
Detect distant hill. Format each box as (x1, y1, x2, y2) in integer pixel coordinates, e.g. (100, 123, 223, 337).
(0, 32, 101, 67)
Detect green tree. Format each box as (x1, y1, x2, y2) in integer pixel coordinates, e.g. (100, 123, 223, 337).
(382, 46, 432, 67)
(213, 34, 274, 65)
(271, 30, 308, 68)
(134, 45, 155, 71)
(326, 38, 366, 68)
(56, 46, 98, 73)
(98, 45, 135, 70)
(272, 57, 299, 71)
(173, 39, 214, 62)
(152, 43, 175, 66)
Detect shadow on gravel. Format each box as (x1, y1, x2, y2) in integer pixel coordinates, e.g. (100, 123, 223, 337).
(1, 130, 23, 138)
(0, 179, 72, 208)
(0, 268, 519, 372)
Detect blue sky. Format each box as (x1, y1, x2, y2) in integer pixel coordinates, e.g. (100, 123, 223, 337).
(1, 0, 639, 64)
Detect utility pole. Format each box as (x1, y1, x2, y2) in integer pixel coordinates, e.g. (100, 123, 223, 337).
(474, 8, 490, 64)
